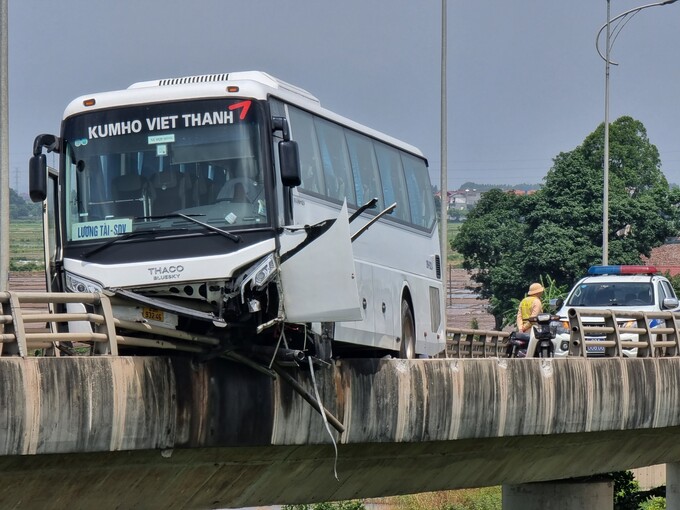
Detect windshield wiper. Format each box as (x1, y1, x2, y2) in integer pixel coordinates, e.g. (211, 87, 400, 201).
(160, 213, 241, 243)
(81, 228, 189, 259)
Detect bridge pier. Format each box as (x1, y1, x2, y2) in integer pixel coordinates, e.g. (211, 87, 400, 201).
(502, 479, 613, 509)
(667, 463, 680, 509)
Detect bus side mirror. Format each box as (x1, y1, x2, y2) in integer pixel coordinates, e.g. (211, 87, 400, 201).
(279, 140, 301, 187)
(29, 154, 47, 202)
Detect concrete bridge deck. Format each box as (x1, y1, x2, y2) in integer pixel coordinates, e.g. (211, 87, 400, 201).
(1, 355, 680, 509)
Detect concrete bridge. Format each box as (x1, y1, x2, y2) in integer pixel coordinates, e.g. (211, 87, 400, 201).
(2, 355, 680, 509)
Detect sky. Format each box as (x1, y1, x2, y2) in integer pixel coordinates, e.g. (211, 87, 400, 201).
(7, 0, 680, 193)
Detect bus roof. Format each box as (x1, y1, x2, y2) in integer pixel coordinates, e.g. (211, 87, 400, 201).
(63, 71, 426, 159)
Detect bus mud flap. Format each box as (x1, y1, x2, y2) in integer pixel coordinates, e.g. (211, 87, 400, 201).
(279, 201, 362, 323)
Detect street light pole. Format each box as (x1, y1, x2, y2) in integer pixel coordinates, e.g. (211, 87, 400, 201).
(602, 0, 611, 265)
(440, 0, 448, 272)
(0, 0, 9, 291)
(596, 0, 678, 265)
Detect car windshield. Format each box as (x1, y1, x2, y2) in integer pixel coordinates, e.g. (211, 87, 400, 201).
(566, 282, 653, 307)
(62, 98, 268, 243)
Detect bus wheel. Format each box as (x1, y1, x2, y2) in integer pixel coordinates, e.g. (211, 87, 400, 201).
(399, 300, 416, 359)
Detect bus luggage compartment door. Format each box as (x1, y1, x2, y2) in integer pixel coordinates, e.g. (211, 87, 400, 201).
(279, 202, 362, 323)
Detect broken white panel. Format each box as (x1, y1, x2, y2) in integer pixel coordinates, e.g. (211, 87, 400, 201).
(279, 201, 362, 323)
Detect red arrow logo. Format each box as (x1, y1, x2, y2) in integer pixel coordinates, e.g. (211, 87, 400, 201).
(228, 100, 251, 120)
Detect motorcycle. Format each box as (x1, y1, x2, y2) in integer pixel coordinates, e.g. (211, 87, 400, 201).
(506, 331, 530, 358)
(507, 312, 561, 358)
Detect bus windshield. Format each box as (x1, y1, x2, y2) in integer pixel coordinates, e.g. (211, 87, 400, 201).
(62, 98, 268, 243)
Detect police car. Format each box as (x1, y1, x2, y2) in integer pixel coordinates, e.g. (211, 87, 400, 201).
(552, 265, 680, 357)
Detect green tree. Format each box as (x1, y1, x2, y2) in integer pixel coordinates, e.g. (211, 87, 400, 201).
(453, 189, 533, 328)
(9, 188, 41, 219)
(453, 117, 679, 327)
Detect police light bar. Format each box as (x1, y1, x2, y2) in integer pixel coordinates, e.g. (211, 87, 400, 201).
(587, 265, 658, 275)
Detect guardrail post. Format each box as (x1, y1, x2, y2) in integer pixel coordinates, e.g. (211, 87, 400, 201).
(604, 311, 620, 357)
(0, 291, 8, 355)
(477, 333, 484, 357)
(92, 293, 118, 356)
(460, 332, 469, 358)
(669, 314, 680, 357)
(639, 313, 653, 358)
(5, 292, 27, 357)
(568, 308, 587, 357)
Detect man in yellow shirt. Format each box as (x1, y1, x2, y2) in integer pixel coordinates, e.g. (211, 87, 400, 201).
(516, 283, 544, 332)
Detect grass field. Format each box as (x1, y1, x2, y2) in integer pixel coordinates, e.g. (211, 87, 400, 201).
(447, 222, 464, 267)
(9, 219, 44, 271)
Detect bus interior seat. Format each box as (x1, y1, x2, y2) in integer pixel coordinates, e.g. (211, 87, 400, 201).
(149, 168, 187, 215)
(111, 173, 150, 217)
(191, 164, 218, 206)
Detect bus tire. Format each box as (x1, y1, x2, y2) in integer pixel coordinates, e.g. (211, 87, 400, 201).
(399, 300, 416, 359)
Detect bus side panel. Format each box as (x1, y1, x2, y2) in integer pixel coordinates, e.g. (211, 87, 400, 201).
(372, 264, 398, 344)
(351, 261, 376, 343)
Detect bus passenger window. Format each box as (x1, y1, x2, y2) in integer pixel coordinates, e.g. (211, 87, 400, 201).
(288, 107, 324, 195)
(314, 117, 356, 204)
(402, 153, 436, 229)
(346, 130, 384, 210)
(375, 143, 411, 222)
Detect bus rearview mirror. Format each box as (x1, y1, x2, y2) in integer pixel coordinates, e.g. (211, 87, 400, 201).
(29, 154, 48, 202)
(280, 140, 301, 187)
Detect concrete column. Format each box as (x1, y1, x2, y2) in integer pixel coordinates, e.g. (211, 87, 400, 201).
(667, 463, 680, 509)
(503, 479, 613, 510)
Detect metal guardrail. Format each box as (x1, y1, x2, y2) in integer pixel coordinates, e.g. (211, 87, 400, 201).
(0, 291, 220, 357)
(567, 307, 680, 358)
(5, 291, 679, 360)
(445, 328, 511, 358)
(446, 308, 680, 358)
(0, 291, 118, 356)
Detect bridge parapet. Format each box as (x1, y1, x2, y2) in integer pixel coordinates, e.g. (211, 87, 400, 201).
(2, 355, 680, 449)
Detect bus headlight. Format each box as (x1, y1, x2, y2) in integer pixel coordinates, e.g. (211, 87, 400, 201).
(240, 254, 278, 302)
(252, 254, 277, 288)
(65, 272, 103, 293)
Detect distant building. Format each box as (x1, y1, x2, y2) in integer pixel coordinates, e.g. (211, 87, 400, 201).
(643, 239, 680, 276)
(436, 186, 538, 221)
(448, 189, 481, 210)
(505, 189, 538, 196)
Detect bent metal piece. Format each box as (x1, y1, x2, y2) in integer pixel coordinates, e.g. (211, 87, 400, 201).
(109, 288, 227, 327)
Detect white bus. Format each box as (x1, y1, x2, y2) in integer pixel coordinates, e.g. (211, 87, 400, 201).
(29, 71, 444, 361)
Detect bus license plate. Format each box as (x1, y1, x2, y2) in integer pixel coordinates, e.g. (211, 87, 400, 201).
(142, 307, 164, 322)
